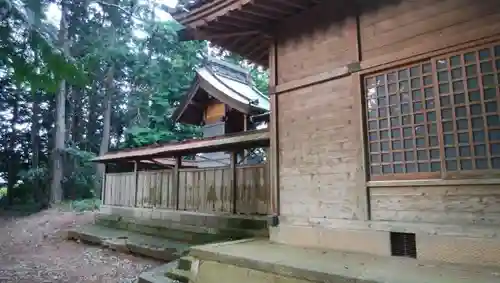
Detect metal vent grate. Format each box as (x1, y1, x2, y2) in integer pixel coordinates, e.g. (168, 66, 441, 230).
(390, 232, 417, 258)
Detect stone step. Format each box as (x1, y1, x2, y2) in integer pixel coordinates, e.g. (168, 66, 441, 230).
(66, 224, 190, 261)
(95, 212, 268, 243)
(138, 261, 181, 283)
(165, 269, 194, 283)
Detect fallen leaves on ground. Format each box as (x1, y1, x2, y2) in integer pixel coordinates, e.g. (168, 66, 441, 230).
(0, 208, 161, 283)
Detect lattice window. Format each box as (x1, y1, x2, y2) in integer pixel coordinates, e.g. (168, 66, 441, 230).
(436, 45, 500, 172)
(364, 42, 500, 180)
(365, 62, 441, 180)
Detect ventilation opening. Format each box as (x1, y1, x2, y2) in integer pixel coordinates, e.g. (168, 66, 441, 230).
(390, 232, 417, 258)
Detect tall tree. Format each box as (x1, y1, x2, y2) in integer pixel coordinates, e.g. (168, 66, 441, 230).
(50, 1, 71, 203)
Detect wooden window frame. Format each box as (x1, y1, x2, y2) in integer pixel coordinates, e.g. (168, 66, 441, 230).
(363, 42, 500, 181)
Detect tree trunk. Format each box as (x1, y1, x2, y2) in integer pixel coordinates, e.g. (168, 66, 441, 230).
(50, 2, 69, 204)
(31, 92, 43, 206)
(6, 92, 19, 205)
(72, 87, 83, 147)
(97, 64, 114, 197)
(86, 83, 99, 152)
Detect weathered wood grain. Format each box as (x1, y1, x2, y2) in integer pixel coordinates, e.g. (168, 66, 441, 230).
(103, 165, 270, 216)
(370, 185, 500, 224)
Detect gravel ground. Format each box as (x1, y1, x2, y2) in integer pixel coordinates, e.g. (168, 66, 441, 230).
(0, 208, 161, 283)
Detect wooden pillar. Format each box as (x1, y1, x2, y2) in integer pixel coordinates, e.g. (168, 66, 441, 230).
(101, 163, 107, 205)
(243, 113, 248, 131)
(134, 161, 140, 207)
(231, 150, 238, 214)
(269, 40, 280, 216)
(173, 155, 181, 210)
(243, 113, 248, 164)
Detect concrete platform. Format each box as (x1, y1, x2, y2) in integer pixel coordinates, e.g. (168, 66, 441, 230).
(98, 206, 268, 242)
(137, 261, 180, 283)
(187, 239, 500, 283)
(67, 224, 190, 261)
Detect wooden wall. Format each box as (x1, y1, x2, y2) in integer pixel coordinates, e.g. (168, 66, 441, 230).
(137, 171, 173, 208)
(273, 0, 500, 226)
(103, 164, 270, 215)
(360, 0, 500, 64)
(104, 173, 137, 207)
(370, 184, 500, 225)
(276, 1, 357, 85)
(178, 165, 269, 215)
(277, 77, 364, 220)
(105, 171, 174, 208)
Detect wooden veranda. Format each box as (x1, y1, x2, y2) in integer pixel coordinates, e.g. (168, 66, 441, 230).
(93, 130, 272, 216)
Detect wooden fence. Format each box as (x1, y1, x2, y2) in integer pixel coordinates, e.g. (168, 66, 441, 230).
(103, 164, 270, 215)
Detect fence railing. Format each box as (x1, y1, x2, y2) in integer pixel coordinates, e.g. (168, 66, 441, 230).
(102, 164, 270, 215)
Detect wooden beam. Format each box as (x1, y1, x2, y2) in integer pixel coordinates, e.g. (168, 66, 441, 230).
(240, 7, 277, 20)
(173, 156, 181, 210)
(251, 3, 292, 15)
(269, 40, 279, 216)
(147, 159, 172, 169)
(214, 18, 256, 29)
(275, 66, 350, 94)
(226, 12, 265, 25)
(231, 150, 238, 214)
(246, 38, 271, 59)
(205, 30, 261, 40)
(134, 161, 139, 207)
(352, 72, 370, 221)
(101, 164, 107, 205)
(223, 35, 245, 53)
(180, 0, 253, 27)
(267, 0, 307, 9)
(238, 34, 265, 57)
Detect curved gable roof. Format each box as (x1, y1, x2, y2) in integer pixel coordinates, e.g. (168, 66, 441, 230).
(173, 57, 270, 125)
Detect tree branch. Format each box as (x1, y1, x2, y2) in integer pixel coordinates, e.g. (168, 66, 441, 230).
(94, 1, 135, 17)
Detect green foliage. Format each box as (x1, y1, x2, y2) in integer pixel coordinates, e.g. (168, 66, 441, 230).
(70, 198, 101, 212)
(0, 187, 6, 199)
(0, 0, 264, 210)
(122, 20, 206, 147)
(62, 147, 98, 199)
(1, 0, 85, 91)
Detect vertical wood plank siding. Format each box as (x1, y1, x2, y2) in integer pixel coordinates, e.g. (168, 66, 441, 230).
(102, 164, 270, 215)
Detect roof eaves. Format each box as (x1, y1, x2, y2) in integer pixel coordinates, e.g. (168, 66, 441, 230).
(92, 129, 270, 162)
(172, 78, 201, 123)
(171, 0, 237, 26)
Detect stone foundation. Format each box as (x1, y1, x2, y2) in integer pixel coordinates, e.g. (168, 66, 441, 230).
(176, 239, 500, 283)
(270, 222, 500, 267)
(417, 234, 500, 267)
(270, 224, 391, 256)
(98, 205, 268, 244)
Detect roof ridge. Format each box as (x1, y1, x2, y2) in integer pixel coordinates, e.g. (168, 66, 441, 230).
(203, 64, 252, 103)
(205, 56, 250, 79)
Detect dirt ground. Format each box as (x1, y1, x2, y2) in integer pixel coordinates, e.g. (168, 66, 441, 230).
(0, 208, 161, 283)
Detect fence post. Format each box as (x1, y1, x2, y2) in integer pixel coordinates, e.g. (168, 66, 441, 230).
(134, 161, 139, 207)
(101, 164, 107, 205)
(174, 155, 181, 210)
(231, 151, 238, 214)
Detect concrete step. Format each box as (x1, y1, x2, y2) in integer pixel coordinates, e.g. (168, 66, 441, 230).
(165, 269, 194, 283)
(138, 261, 181, 283)
(66, 224, 190, 261)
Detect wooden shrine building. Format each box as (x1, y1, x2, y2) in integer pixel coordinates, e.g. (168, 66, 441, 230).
(92, 57, 272, 244)
(172, 56, 270, 167)
(163, 0, 500, 282)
